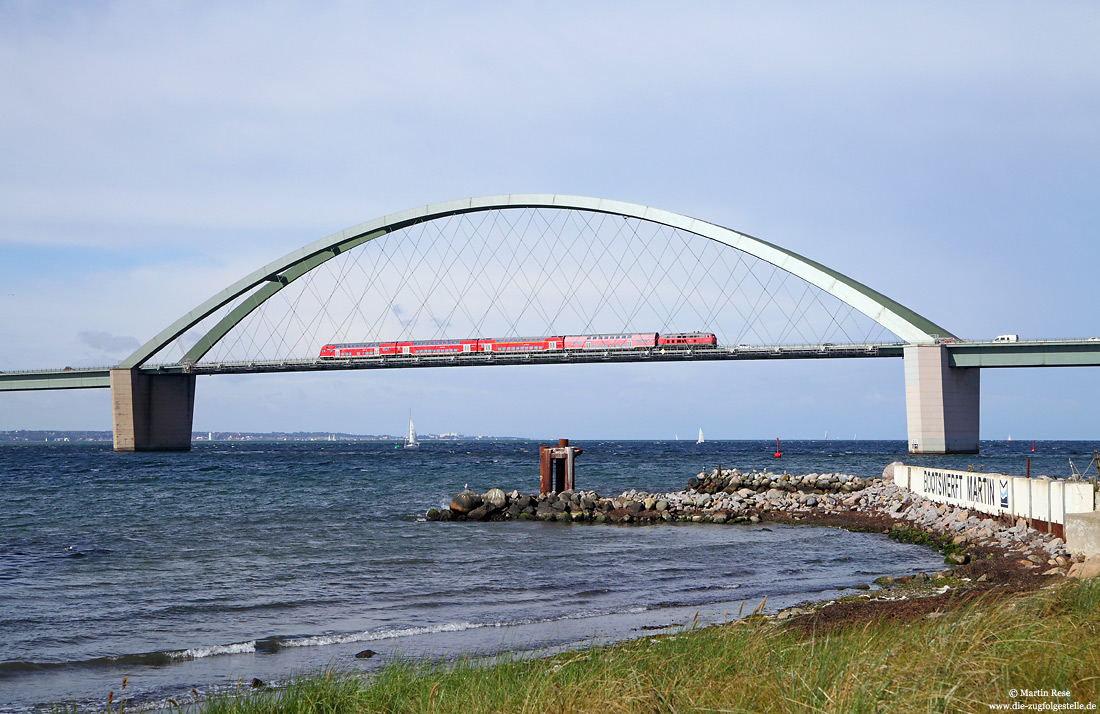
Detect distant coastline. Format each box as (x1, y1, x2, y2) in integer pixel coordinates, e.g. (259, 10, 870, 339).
(0, 430, 529, 443)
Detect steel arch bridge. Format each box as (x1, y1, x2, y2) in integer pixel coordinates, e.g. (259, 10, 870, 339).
(5, 194, 1100, 453)
(120, 194, 954, 370)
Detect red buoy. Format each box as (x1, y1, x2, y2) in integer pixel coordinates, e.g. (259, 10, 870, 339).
(1031, 440, 1035, 452)
(774, 437, 782, 458)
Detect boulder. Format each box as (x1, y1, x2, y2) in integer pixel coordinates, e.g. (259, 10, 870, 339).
(466, 505, 491, 521)
(882, 461, 903, 483)
(450, 490, 482, 515)
(482, 488, 507, 508)
(1067, 558, 1100, 580)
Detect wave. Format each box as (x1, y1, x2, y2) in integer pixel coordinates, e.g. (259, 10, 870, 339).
(0, 601, 691, 681)
(282, 621, 484, 648)
(171, 641, 257, 660)
(0, 623, 490, 678)
(0, 641, 259, 678)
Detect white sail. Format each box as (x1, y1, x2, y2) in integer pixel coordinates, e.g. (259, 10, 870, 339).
(404, 411, 420, 449)
(696, 428, 704, 444)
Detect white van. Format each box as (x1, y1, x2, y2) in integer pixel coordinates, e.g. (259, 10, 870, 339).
(993, 334, 1019, 343)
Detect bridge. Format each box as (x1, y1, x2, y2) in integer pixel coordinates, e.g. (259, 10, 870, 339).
(3, 194, 1098, 453)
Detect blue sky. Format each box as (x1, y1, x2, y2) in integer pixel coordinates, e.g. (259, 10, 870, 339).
(2, 2, 1099, 439)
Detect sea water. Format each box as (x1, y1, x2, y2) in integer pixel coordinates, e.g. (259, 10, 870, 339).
(0, 439, 1093, 711)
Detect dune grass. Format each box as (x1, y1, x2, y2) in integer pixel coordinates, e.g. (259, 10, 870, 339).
(117, 579, 1100, 714)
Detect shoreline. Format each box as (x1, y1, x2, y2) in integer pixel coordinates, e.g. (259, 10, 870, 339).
(107, 469, 1099, 713)
(21, 463, 1094, 713)
(431, 462, 1088, 628)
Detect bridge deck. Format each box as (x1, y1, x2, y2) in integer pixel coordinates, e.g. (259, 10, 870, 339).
(6, 339, 1100, 392)
(947, 340, 1100, 368)
(178, 343, 903, 376)
(1, 343, 903, 390)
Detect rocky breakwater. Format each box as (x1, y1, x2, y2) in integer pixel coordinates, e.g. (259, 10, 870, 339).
(426, 467, 877, 525)
(839, 463, 1082, 576)
(428, 464, 1088, 577)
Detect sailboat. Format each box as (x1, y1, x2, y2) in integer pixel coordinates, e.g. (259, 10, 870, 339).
(696, 428, 704, 445)
(403, 410, 420, 449)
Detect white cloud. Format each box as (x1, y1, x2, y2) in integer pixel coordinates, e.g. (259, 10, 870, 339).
(76, 330, 140, 354)
(1, 1, 1098, 434)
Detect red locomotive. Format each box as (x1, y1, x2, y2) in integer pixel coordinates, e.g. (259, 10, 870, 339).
(656, 332, 717, 347)
(319, 331, 716, 359)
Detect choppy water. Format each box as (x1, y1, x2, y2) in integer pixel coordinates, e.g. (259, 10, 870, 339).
(1, 439, 1094, 711)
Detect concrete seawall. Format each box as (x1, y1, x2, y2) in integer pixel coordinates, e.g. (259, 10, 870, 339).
(889, 462, 1100, 557)
(891, 463, 1096, 536)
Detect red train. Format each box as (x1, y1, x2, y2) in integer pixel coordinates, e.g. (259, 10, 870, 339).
(319, 332, 716, 359)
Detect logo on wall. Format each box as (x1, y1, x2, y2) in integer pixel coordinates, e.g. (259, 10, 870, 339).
(999, 480, 1010, 510)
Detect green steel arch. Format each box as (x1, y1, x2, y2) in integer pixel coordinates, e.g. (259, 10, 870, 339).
(120, 194, 954, 369)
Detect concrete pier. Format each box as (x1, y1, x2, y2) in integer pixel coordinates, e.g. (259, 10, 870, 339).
(110, 369, 196, 451)
(904, 345, 980, 454)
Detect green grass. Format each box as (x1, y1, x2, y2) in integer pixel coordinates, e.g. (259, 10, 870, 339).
(83, 580, 1100, 714)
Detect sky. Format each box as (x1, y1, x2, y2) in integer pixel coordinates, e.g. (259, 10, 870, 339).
(1, 1, 1099, 440)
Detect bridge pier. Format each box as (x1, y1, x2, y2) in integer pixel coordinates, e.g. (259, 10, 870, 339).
(903, 345, 979, 454)
(110, 369, 196, 452)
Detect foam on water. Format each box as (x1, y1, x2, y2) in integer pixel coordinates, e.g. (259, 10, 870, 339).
(171, 641, 258, 660)
(282, 621, 484, 648)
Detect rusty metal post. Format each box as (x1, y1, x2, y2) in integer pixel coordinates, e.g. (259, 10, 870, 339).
(539, 446, 553, 494)
(554, 439, 569, 492)
(563, 445, 575, 491)
(538, 439, 582, 494)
